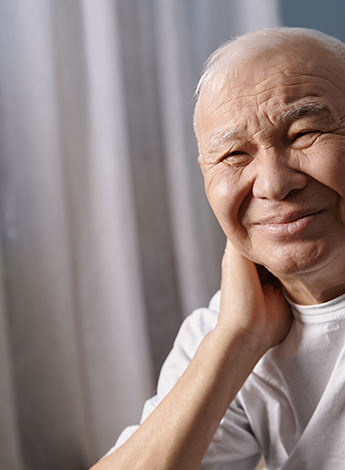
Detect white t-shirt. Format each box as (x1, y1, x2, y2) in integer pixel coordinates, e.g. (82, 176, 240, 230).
(109, 290, 345, 469)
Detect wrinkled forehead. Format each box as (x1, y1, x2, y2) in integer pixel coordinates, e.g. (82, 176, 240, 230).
(195, 43, 345, 142)
(196, 34, 345, 102)
(199, 40, 339, 101)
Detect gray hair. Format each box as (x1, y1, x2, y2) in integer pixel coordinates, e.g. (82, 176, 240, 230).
(195, 27, 345, 100)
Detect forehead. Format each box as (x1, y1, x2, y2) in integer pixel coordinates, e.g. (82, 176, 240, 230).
(195, 45, 345, 147)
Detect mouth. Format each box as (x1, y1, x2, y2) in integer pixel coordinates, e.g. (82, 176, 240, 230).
(255, 209, 326, 236)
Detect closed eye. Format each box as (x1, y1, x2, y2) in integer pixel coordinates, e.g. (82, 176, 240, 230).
(294, 131, 316, 139)
(222, 150, 253, 167)
(292, 130, 321, 148)
(228, 151, 246, 156)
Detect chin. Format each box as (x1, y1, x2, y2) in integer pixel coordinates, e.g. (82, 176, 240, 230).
(252, 243, 329, 279)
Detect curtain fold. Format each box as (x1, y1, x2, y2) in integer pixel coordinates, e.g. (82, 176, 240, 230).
(0, 235, 24, 470)
(0, 1, 281, 468)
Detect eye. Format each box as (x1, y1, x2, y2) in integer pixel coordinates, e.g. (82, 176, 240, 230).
(294, 131, 314, 139)
(292, 130, 320, 148)
(222, 150, 253, 167)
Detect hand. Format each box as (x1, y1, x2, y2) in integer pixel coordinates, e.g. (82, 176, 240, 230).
(218, 240, 292, 353)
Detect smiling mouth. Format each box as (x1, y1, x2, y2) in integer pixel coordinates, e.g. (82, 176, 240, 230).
(261, 210, 324, 225)
(256, 210, 326, 236)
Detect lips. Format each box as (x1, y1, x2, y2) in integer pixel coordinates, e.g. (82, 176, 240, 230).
(256, 209, 324, 226)
(252, 208, 328, 237)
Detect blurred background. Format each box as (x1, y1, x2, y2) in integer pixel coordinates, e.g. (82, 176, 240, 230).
(1, 1, 345, 469)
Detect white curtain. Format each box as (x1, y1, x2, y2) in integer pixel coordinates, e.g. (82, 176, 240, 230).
(0, 1, 281, 468)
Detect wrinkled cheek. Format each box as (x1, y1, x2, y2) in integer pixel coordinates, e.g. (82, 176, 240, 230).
(237, 191, 253, 228)
(204, 167, 253, 244)
(308, 142, 345, 189)
(205, 183, 241, 241)
(205, 177, 232, 219)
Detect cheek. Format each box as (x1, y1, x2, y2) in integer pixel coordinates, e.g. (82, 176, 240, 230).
(204, 166, 251, 233)
(300, 141, 345, 221)
(305, 139, 345, 194)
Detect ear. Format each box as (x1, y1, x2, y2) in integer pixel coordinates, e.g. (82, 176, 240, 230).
(198, 155, 206, 175)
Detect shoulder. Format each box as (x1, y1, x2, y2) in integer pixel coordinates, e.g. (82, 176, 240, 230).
(156, 290, 220, 396)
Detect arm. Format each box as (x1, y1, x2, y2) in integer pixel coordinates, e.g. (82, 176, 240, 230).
(90, 241, 292, 470)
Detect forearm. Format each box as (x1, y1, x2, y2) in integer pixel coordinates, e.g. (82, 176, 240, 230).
(91, 243, 291, 470)
(91, 324, 267, 470)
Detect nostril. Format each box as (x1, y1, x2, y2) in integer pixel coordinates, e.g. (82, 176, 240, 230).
(252, 160, 308, 201)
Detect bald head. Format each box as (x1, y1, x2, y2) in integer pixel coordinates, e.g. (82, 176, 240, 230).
(195, 27, 345, 107)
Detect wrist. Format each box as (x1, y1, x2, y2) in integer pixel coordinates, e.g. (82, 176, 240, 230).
(198, 324, 267, 394)
(213, 319, 272, 359)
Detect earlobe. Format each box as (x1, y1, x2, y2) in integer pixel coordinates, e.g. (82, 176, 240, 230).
(198, 155, 206, 175)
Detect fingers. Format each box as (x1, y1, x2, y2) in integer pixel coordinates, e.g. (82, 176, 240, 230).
(221, 240, 261, 294)
(219, 240, 265, 324)
(223, 240, 280, 289)
(219, 240, 292, 349)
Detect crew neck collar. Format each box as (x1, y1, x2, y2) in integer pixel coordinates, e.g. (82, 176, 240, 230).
(287, 292, 345, 324)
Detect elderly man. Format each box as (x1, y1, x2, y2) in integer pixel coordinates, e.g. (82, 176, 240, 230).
(92, 27, 345, 469)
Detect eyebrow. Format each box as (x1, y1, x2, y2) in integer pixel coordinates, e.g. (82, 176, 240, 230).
(206, 101, 331, 153)
(207, 128, 243, 153)
(280, 102, 330, 122)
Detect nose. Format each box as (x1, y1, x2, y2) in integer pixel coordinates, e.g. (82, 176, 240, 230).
(251, 148, 308, 200)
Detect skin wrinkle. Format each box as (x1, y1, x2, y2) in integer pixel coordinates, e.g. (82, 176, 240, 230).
(281, 102, 329, 122)
(198, 60, 341, 104)
(206, 102, 334, 157)
(194, 83, 341, 150)
(195, 27, 345, 101)
(195, 67, 345, 127)
(196, 34, 345, 304)
(202, 90, 344, 162)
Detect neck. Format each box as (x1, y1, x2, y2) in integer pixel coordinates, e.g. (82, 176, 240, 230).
(282, 278, 345, 305)
(278, 264, 345, 305)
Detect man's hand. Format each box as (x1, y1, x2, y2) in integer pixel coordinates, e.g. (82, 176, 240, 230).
(218, 240, 292, 353)
(90, 241, 292, 470)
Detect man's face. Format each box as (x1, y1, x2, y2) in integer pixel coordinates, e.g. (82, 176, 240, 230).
(195, 43, 345, 281)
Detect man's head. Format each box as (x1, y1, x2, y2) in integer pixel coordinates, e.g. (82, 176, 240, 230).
(195, 28, 345, 300)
